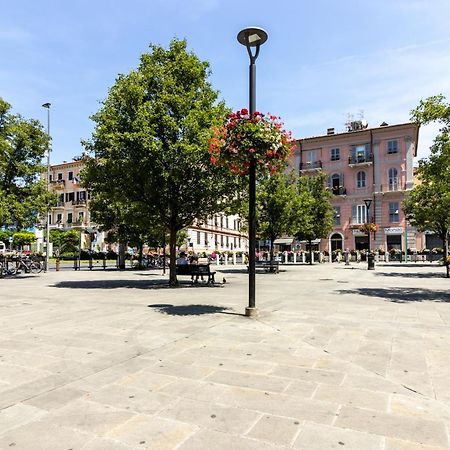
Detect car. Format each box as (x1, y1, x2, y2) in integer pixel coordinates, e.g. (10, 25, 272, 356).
(0, 241, 6, 255)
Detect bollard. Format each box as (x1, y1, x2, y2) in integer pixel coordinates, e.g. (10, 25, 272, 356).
(73, 257, 78, 271)
(103, 256, 107, 270)
(56, 258, 60, 271)
(89, 255, 93, 270)
(232, 252, 236, 265)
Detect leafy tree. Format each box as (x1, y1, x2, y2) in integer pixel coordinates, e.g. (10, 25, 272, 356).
(0, 229, 13, 243)
(50, 228, 80, 256)
(295, 173, 334, 264)
(12, 231, 36, 248)
(256, 172, 299, 265)
(83, 39, 240, 286)
(404, 94, 450, 277)
(0, 98, 55, 230)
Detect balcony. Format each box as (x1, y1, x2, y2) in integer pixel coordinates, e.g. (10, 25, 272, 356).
(300, 160, 322, 172)
(50, 179, 65, 189)
(348, 154, 373, 167)
(72, 199, 87, 207)
(331, 186, 347, 196)
(54, 201, 65, 208)
(374, 182, 405, 194)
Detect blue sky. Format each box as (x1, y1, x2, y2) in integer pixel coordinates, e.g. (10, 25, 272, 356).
(1, 0, 450, 163)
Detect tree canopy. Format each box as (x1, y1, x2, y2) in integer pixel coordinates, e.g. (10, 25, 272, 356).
(295, 173, 334, 263)
(0, 98, 54, 230)
(256, 171, 300, 263)
(82, 39, 241, 285)
(404, 94, 450, 277)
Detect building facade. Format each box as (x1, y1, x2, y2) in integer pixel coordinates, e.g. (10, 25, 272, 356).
(45, 159, 248, 254)
(291, 121, 424, 253)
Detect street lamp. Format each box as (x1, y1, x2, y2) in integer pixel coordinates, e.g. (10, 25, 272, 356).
(42, 102, 51, 272)
(237, 27, 268, 317)
(364, 198, 375, 270)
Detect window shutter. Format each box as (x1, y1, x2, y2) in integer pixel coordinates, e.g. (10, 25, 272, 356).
(340, 173, 344, 186)
(351, 205, 357, 222)
(327, 176, 331, 188)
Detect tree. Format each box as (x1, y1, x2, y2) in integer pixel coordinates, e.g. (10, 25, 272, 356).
(0, 98, 55, 230)
(256, 172, 299, 265)
(12, 231, 36, 249)
(83, 39, 240, 286)
(295, 173, 334, 264)
(50, 228, 80, 256)
(404, 94, 450, 277)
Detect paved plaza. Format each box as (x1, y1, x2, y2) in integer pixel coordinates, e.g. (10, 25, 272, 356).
(1, 263, 450, 449)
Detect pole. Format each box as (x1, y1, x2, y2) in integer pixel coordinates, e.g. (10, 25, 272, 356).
(45, 105, 51, 272)
(247, 58, 257, 314)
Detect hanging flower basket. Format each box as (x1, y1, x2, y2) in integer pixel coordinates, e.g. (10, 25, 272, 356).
(359, 223, 377, 234)
(209, 109, 294, 176)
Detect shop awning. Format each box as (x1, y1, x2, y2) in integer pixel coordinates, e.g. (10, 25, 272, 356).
(273, 238, 294, 245)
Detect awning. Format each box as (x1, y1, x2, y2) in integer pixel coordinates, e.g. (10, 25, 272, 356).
(273, 238, 294, 245)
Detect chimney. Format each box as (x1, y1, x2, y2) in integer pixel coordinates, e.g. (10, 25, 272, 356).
(327, 128, 335, 135)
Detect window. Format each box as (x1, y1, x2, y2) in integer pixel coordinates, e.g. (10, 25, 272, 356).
(48, 214, 52, 225)
(307, 150, 317, 163)
(197, 231, 201, 245)
(330, 173, 343, 194)
(220, 235, 224, 247)
(352, 204, 367, 224)
(65, 192, 74, 202)
(78, 211, 84, 223)
(388, 168, 398, 191)
(204, 232, 208, 245)
(220, 216, 223, 228)
(226, 236, 229, 247)
(333, 207, 341, 226)
(59, 193, 64, 203)
(56, 213, 62, 223)
(356, 171, 366, 188)
(387, 140, 398, 154)
(330, 148, 340, 161)
(234, 237, 237, 247)
(49, 174, 52, 182)
(226, 217, 229, 229)
(57, 173, 63, 180)
(389, 202, 399, 223)
(67, 212, 73, 224)
(239, 237, 241, 248)
(68, 171, 73, 180)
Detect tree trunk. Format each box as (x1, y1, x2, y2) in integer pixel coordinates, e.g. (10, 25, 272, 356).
(118, 242, 126, 270)
(138, 240, 143, 269)
(269, 238, 274, 266)
(444, 233, 449, 278)
(309, 239, 313, 265)
(169, 226, 178, 287)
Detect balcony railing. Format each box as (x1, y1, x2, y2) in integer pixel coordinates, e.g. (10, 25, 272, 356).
(374, 182, 405, 193)
(72, 199, 87, 206)
(348, 154, 373, 165)
(50, 179, 65, 189)
(55, 201, 65, 207)
(300, 160, 322, 171)
(331, 186, 347, 196)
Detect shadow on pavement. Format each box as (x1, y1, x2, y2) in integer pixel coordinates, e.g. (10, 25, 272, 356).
(52, 279, 223, 290)
(148, 303, 243, 316)
(337, 287, 450, 303)
(374, 271, 447, 279)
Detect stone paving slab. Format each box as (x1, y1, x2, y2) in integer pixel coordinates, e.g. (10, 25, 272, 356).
(0, 263, 450, 449)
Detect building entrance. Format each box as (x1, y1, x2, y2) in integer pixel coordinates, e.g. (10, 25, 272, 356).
(330, 233, 343, 252)
(354, 236, 369, 250)
(386, 234, 402, 251)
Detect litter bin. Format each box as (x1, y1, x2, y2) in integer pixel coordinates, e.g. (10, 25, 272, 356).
(367, 252, 375, 270)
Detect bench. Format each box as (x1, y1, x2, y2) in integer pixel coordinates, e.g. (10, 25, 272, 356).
(176, 264, 216, 284)
(247, 261, 280, 274)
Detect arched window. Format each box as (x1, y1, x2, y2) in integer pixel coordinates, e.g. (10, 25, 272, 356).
(388, 168, 398, 191)
(356, 171, 366, 188)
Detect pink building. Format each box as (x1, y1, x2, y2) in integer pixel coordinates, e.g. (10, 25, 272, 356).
(291, 121, 424, 253)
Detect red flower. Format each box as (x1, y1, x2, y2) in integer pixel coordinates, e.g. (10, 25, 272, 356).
(241, 108, 248, 115)
(210, 155, 217, 165)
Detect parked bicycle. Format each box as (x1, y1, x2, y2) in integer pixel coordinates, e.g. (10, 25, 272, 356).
(0, 255, 43, 276)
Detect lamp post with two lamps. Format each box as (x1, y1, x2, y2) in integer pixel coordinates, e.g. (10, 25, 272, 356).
(42, 102, 51, 272)
(237, 26, 268, 317)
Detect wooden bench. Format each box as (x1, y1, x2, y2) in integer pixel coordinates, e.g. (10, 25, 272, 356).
(176, 264, 216, 284)
(247, 261, 280, 274)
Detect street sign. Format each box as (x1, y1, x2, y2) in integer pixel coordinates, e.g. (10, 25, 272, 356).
(8, 236, 13, 242)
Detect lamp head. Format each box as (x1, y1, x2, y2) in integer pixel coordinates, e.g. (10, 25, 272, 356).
(237, 27, 268, 47)
(364, 199, 372, 209)
(42, 103, 51, 109)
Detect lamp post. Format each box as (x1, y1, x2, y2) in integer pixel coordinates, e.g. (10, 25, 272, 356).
(364, 198, 375, 270)
(237, 27, 268, 317)
(42, 103, 51, 272)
